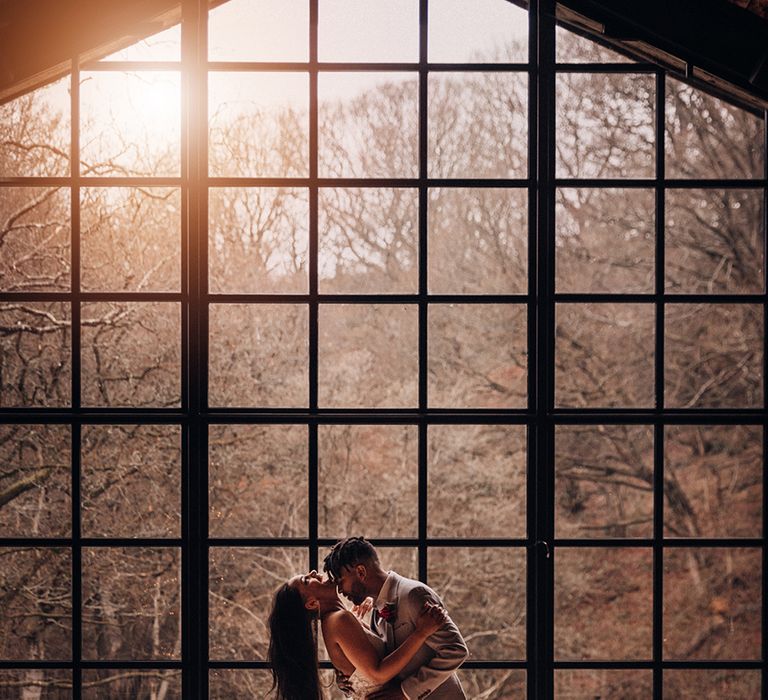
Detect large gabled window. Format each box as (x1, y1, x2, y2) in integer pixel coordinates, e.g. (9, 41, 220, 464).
(0, 1, 765, 698)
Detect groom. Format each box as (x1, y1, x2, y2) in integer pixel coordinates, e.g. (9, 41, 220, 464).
(323, 537, 469, 699)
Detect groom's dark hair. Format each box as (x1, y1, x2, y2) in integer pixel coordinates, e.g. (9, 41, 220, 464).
(323, 536, 379, 581)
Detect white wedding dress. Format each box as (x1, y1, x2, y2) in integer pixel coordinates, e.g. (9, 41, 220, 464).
(343, 626, 388, 699)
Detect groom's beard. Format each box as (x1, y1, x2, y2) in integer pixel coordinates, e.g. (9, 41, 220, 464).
(344, 581, 367, 605)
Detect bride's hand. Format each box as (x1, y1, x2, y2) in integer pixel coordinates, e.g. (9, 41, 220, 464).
(415, 601, 447, 636)
(352, 596, 374, 620)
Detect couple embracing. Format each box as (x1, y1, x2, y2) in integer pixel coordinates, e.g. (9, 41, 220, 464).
(269, 536, 469, 699)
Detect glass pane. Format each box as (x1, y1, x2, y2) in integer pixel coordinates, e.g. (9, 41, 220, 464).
(429, 0, 528, 63)
(0, 548, 71, 660)
(663, 548, 761, 660)
(429, 304, 527, 408)
(209, 424, 308, 537)
(82, 670, 180, 698)
(556, 74, 655, 178)
(663, 670, 761, 699)
(665, 189, 764, 294)
(209, 547, 307, 660)
(555, 547, 652, 660)
(0, 424, 71, 537)
(209, 72, 308, 178)
(82, 547, 180, 660)
(0, 187, 70, 292)
(556, 303, 655, 408)
(556, 187, 655, 293)
(319, 0, 418, 62)
(209, 670, 275, 699)
(0, 302, 71, 407)
(319, 73, 418, 178)
(319, 304, 417, 408)
(666, 78, 765, 180)
(555, 670, 652, 698)
(429, 547, 525, 660)
(428, 187, 528, 294)
(81, 302, 181, 407)
(428, 73, 527, 178)
(319, 425, 417, 538)
(81, 425, 181, 538)
(665, 303, 763, 408)
(0, 77, 70, 177)
(319, 188, 418, 294)
(80, 71, 180, 177)
(209, 303, 308, 408)
(101, 24, 181, 61)
(208, 0, 308, 61)
(556, 425, 654, 539)
(209, 187, 308, 294)
(664, 425, 761, 538)
(429, 424, 526, 538)
(81, 187, 181, 292)
(0, 670, 71, 698)
(459, 670, 527, 698)
(555, 25, 634, 63)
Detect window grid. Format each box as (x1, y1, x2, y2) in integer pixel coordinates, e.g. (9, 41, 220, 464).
(0, 0, 765, 698)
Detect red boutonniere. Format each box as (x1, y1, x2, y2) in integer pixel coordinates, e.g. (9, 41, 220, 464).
(378, 602, 397, 623)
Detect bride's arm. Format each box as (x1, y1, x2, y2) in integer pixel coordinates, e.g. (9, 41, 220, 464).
(325, 603, 445, 685)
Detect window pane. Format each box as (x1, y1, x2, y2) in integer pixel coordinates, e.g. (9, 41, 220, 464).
(82, 670, 180, 699)
(556, 26, 634, 63)
(0, 187, 70, 292)
(0, 424, 70, 537)
(81, 425, 181, 538)
(429, 425, 526, 538)
(209, 547, 307, 660)
(665, 303, 763, 408)
(428, 73, 527, 178)
(209, 303, 308, 408)
(319, 425, 417, 538)
(82, 547, 180, 660)
(556, 188, 655, 293)
(209, 424, 308, 537)
(429, 547, 525, 660)
(208, 0, 308, 61)
(319, 0, 418, 62)
(665, 425, 761, 538)
(0, 302, 71, 407)
(80, 72, 180, 177)
(555, 670, 652, 698)
(428, 187, 528, 294)
(209, 72, 308, 178)
(555, 547, 652, 660)
(102, 24, 180, 61)
(663, 670, 761, 699)
(81, 302, 181, 408)
(0, 670, 71, 698)
(556, 425, 654, 539)
(319, 73, 418, 178)
(429, 0, 528, 63)
(319, 188, 418, 294)
(665, 189, 764, 294)
(209, 670, 274, 699)
(556, 74, 655, 178)
(319, 304, 417, 408)
(209, 188, 308, 294)
(556, 303, 655, 408)
(666, 78, 765, 180)
(81, 187, 180, 292)
(0, 548, 72, 660)
(429, 304, 527, 408)
(664, 548, 761, 660)
(0, 77, 70, 177)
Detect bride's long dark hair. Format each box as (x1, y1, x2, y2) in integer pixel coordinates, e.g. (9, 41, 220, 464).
(268, 583, 323, 700)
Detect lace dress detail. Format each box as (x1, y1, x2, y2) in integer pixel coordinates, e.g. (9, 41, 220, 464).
(342, 626, 388, 699)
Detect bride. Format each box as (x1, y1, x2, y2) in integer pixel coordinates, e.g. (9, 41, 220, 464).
(268, 570, 447, 699)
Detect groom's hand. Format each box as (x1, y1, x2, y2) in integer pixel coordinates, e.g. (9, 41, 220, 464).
(367, 683, 406, 700)
(335, 669, 353, 696)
